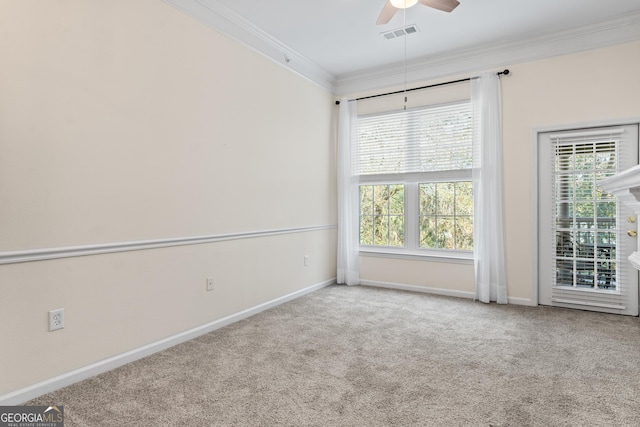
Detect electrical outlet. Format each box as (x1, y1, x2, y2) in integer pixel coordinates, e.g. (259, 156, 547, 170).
(49, 308, 64, 332)
(304, 255, 310, 266)
(206, 277, 214, 292)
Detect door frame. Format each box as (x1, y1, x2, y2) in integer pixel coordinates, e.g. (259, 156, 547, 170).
(531, 118, 640, 310)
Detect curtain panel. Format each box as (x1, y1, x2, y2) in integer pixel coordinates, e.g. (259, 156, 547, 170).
(337, 99, 360, 285)
(472, 73, 508, 304)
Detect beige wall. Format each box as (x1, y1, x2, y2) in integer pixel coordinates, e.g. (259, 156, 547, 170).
(353, 41, 640, 303)
(0, 0, 336, 397)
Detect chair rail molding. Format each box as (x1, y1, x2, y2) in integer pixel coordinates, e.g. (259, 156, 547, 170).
(0, 225, 337, 265)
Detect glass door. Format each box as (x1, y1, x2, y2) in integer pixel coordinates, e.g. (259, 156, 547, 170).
(538, 125, 639, 316)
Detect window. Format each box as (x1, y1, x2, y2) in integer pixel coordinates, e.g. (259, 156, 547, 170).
(553, 138, 619, 290)
(359, 184, 405, 247)
(355, 102, 473, 257)
(419, 181, 473, 250)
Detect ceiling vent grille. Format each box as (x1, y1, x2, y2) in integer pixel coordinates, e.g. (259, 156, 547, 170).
(381, 24, 419, 40)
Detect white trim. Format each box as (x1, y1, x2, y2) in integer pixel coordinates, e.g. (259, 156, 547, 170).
(360, 279, 475, 299)
(334, 12, 640, 95)
(0, 225, 337, 265)
(532, 117, 640, 135)
(548, 128, 625, 140)
(0, 279, 335, 405)
(162, 0, 640, 96)
(362, 280, 534, 306)
(357, 169, 473, 184)
(551, 298, 625, 310)
(507, 296, 536, 307)
(530, 127, 541, 306)
(162, 0, 335, 91)
(359, 249, 473, 265)
(599, 164, 640, 195)
(629, 252, 640, 271)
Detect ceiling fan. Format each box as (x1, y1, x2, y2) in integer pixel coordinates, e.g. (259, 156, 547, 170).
(377, 0, 460, 25)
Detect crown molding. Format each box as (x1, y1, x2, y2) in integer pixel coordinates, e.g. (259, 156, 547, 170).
(162, 0, 337, 91)
(334, 11, 640, 96)
(162, 0, 640, 98)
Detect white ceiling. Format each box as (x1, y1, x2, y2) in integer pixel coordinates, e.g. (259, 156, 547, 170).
(166, 0, 640, 94)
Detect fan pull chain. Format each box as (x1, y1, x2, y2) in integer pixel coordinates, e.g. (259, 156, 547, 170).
(403, 5, 407, 110)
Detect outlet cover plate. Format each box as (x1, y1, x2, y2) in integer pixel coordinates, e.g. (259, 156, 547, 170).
(49, 308, 64, 331)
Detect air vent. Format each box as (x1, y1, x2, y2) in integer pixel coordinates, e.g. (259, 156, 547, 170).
(381, 24, 419, 40)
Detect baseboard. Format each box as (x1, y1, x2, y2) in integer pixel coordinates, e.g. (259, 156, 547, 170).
(360, 280, 475, 299)
(361, 280, 535, 306)
(507, 296, 535, 306)
(0, 279, 335, 405)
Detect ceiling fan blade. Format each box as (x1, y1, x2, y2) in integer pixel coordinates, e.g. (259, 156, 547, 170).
(376, 1, 398, 25)
(418, 0, 460, 13)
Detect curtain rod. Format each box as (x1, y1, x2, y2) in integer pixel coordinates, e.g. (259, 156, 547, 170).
(334, 69, 510, 105)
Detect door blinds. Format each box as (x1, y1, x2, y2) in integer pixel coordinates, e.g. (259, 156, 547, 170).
(548, 127, 629, 310)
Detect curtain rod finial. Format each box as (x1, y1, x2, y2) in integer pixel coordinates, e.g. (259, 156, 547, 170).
(335, 100, 341, 105)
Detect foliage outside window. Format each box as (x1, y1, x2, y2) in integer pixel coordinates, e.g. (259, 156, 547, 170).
(419, 182, 473, 250)
(359, 184, 404, 247)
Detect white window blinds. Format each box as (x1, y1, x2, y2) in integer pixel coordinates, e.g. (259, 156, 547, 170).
(548, 127, 629, 310)
(355, 102, 472, 176)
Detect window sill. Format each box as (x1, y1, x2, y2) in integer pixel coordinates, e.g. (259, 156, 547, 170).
(359, 247, 474, 264)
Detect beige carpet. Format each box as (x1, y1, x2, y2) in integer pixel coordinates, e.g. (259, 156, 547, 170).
(28, 285, 640, 426)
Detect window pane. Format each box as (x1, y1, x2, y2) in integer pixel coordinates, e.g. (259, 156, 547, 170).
(595, 152, 615, 170)
(575, 152, 594, 170)
(597, 261, 616, 289)
(574, 174, 594, 200)
(596, 232, 616, 261)
(419, 181, 473, 250)
(389, 184, 404, 215)
(556, 259, 574, 286)
(360, 186, 373, 216)
(360, 184, 404, 247)
(360, 215, 373, 245)
(436, 182, 455, 216)
(596, 201, 616, 218)
(419, 216, 436, 248)
(389, 215, 404, 247)
(456, 216, 474, 250)
(555, 174, 573, 201)
(576, 201, 594, 219)
(455, 182, 473, 216)
(556, 231, 574, 258)
(556, 202, 574, 226)
(419, 183, 436, 214)
(373, 215, 389, 246)
(374, 185, 390, 215)
(576, 231, 595, 259)
(437, 217, 455, 249)
(576, 260, 595, 288)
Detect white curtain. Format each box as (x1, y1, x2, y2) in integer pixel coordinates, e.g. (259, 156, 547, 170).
(472, 73, 507, 304)
(337, 99, 360, 285)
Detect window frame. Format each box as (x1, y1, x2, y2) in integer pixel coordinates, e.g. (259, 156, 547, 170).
(355, 101, 474, 262)
(358, 178, 474, 262)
